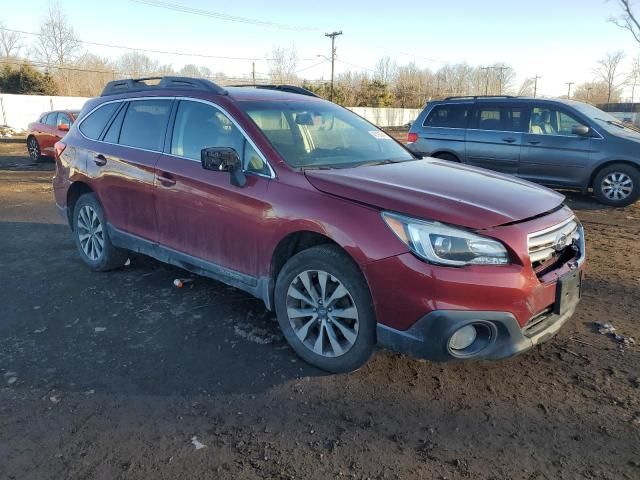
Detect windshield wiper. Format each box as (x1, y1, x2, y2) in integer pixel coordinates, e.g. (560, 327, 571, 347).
(594, 117, 626, 129)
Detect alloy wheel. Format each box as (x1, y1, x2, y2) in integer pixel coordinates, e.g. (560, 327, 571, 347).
(286, 270, 359, 358)
(601, 172, 634, 201)
(76, 205, 105, 261)
(27, 138, 40, 162)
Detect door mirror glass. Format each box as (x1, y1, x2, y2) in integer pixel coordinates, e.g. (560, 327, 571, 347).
(201, 147, 246, 187)
(571, 125, 590, 136)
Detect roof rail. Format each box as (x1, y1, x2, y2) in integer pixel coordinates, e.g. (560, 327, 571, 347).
(101, 76, 227, 96)
(229, 84, 319, 98)
(443, 95, 516, 101)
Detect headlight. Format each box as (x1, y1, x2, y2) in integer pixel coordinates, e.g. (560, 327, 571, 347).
(382, 212, 510, 266)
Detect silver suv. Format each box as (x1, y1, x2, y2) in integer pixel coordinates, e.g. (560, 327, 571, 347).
(407, 96, 640, 207)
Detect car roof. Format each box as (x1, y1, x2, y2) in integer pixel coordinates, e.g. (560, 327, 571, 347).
(433, 97, 585, 107)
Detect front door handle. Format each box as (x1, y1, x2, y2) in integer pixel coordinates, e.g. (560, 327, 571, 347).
(502, 137, 516, 144)
(528, 140, 541, 145)
(157, 172, 176, 187)
(94, 154, 107, 166)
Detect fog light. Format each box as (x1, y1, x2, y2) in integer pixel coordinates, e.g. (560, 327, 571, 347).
(449, 325, 477, 350)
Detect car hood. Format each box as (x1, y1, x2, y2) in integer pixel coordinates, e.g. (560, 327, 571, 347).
(304, 159, 565, 229)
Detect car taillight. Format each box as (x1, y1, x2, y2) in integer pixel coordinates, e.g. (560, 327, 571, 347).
(54, 141, 66, 160)
(407, 132, 418, 143)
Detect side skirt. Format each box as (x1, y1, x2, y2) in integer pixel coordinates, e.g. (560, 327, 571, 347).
(107, 224, 272, 310)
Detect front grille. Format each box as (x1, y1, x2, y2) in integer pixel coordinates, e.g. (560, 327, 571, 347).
(527, 217, 581, 270)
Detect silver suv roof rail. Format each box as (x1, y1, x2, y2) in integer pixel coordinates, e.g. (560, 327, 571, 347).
(101, 76, 227, 96)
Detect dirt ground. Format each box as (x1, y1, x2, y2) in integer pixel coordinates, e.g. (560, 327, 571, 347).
(0, 135, 638, 480)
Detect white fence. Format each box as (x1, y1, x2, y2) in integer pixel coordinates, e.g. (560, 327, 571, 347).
(0, 94, 90, 131)
(0, 93, 420, 131)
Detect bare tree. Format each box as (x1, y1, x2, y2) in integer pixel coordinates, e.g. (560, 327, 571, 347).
(268, 46, 298, 84)
(36, 1, 82, 66)
(609, 0, 640, 44)
(116, 51, 161, 78)
(517, 78, 535, 96)
(594, 51, 625, 103)
(0, 22, 23, 59)
(573, 81, 620, 105)
(374, 56, 397, 84)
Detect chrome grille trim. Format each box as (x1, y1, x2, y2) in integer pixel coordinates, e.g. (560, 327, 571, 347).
(527, 216, 582, 266)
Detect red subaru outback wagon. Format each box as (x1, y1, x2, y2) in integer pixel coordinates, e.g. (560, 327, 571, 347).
(53, 77, 585, 372)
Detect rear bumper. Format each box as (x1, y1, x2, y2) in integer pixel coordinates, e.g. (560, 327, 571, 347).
(377, 303, 577, 362)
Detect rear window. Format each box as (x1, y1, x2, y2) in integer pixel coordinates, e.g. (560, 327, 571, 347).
(79, 103, 119, 140)
(424, 104, 469, 128)
(119, 100, 172, 151)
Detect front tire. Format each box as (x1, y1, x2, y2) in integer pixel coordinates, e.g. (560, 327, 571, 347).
(593, 164, 639, 207)
(73, 193, 128, 271)
(27, 136, 41, 162)
(274, 245, 375, 373)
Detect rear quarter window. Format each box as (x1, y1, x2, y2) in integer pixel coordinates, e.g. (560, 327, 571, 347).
(79, 103, 119, 140)
(424, 104, 469, 128)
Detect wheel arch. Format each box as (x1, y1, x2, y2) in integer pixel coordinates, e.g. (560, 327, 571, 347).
(589, 160, 640, 189)
(267, 230, 364, 311)
(431, 150, 461, 162)
(66, 181, 95, 230)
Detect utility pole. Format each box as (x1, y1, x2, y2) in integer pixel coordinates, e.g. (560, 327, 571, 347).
(532, 75, 541, 97)
(252, 62, 255, 86)
(566, 82, 574, 99)
(325, 31, 343, 102)
(586, 87, 593, 103)
(494, 66, 509, 95)
(480, 66, 491, 95)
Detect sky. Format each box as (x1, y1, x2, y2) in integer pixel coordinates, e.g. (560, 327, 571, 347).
(1, 0, 638, 98)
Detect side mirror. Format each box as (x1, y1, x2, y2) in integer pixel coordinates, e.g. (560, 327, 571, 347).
(201, 147, 246, 187)
(58, 123, 70, 132)
(572, 125, 590, 136)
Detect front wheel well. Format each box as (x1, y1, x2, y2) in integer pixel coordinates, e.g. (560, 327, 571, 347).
(66, 182, 94, 229)
(589, 161, 640, 188)
(268, 231, 355, 308)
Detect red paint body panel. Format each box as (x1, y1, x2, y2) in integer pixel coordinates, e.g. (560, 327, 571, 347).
(305, 159, 565, 229)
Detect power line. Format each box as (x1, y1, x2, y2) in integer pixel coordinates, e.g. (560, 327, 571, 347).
(130, 0, 319, 32)
(0, 26, 273, 62)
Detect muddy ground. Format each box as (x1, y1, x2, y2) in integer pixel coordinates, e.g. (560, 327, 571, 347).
(0, 136, 638, 480)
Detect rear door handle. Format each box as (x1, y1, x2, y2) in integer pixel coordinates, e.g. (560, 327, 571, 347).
(157, 172, 176, 187)
(528, 140, 541, 145)
(502, 137, 516, 143)
(94, 154, 107, 166)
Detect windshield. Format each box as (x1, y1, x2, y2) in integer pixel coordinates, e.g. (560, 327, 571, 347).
(570, 102, 638, 133)
(240, 100, 414, 168)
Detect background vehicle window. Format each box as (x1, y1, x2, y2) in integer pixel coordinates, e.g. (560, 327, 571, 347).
(79, 103, 119, 140)
(474, 107, 524, 132)
(424, 105, 468, 128)
(45, 113, 58, 127)
(529, 107, 587, 136)
(171, 101, 244, 160)
(57, 113, 71, 128)
(119, 100, 172, 151)
(103, 104, 126, 143)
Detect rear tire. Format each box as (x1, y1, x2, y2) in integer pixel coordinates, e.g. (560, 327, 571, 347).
(274, 245, 375, 373)
(73, 193, 128, 271)
(593, 163, 639, 207)
(434, 152, 460, 162)
(27, 136, 41, 162)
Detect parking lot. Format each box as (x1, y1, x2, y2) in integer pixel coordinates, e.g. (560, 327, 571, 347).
(0, 135, 638, 479)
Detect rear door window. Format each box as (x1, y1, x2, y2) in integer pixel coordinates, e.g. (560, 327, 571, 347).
(424, 104, 469, 128)
(472, 106, 526, 132)
(79, 103, 119, 140)
(119, 100, 172, 151)
(102, 104, 127, 144)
